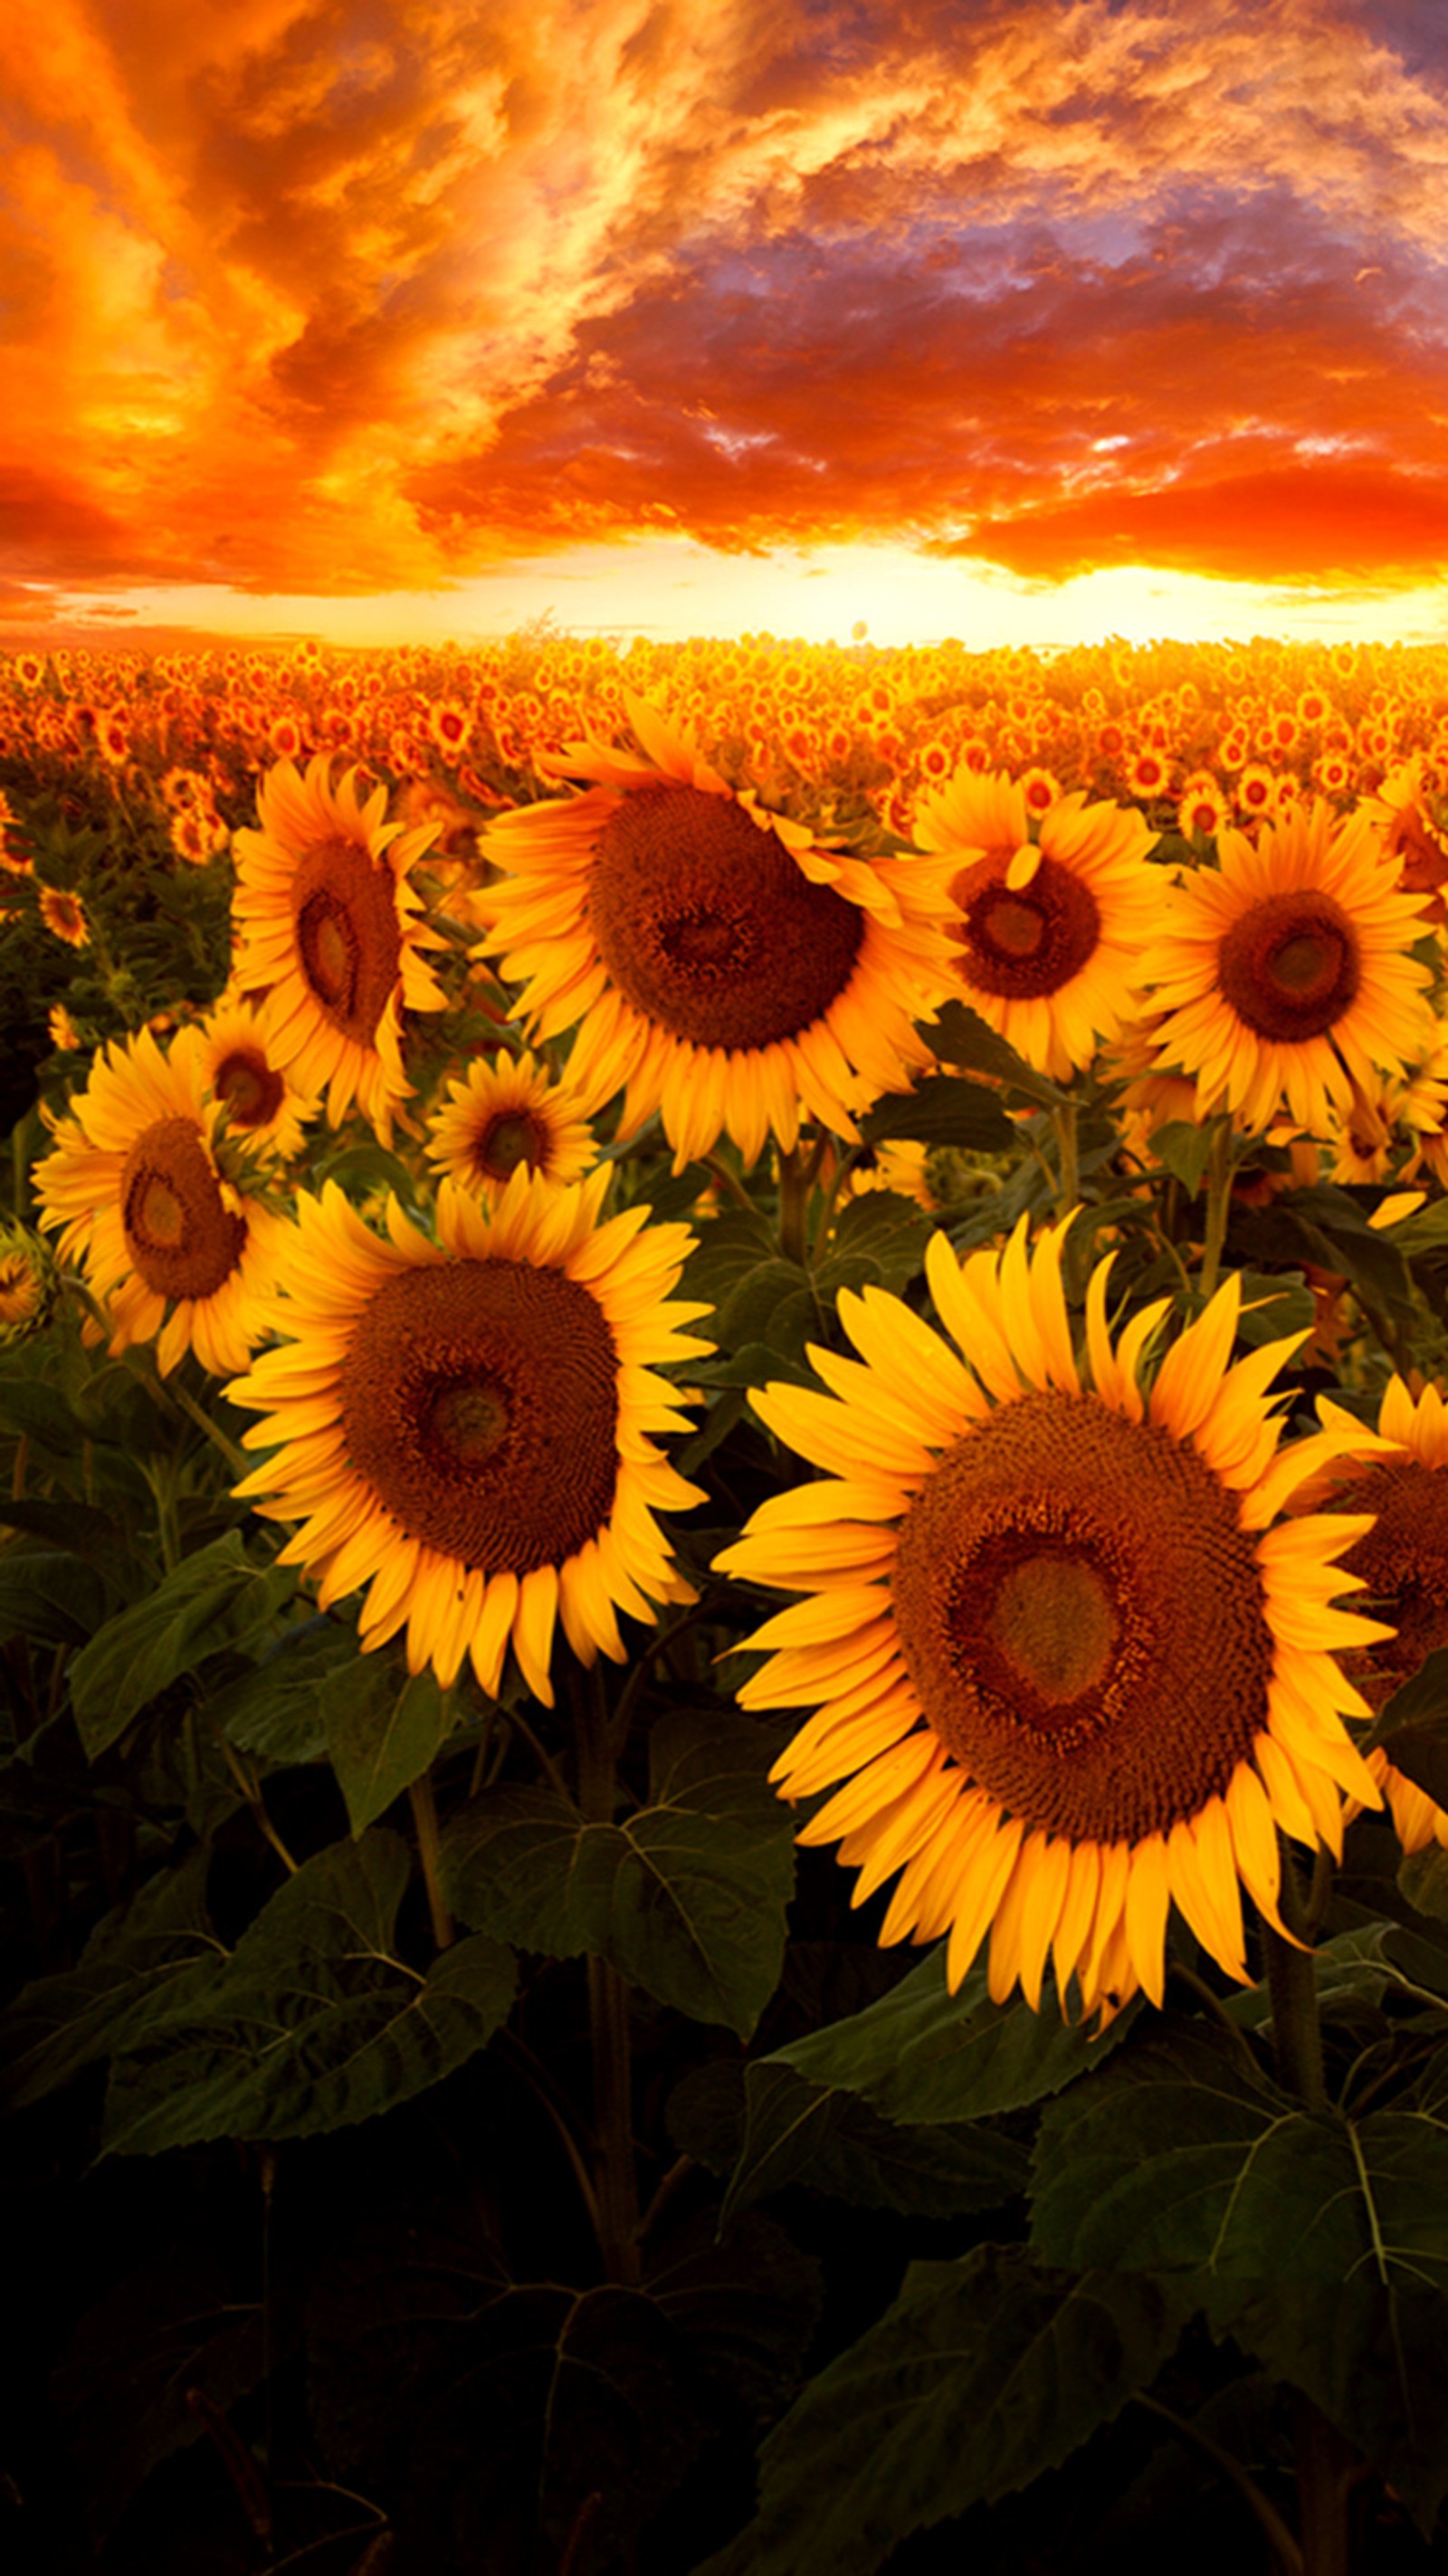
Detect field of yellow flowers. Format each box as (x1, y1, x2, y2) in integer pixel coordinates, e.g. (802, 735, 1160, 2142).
(5, 625, 1448, 2576)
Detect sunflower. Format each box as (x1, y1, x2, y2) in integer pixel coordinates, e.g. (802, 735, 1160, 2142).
(424, 1048, 595, 1205)
(478, 697, 954, 1170)
(1362, 753, 1448, 921)
(33, 1026, 287, 1376)
(39, 886, 90, 948)
(911, 766, 1162, 1083)
(227, 1167, 711, 1705)
(715, 1215, 1388, 2021)
(190, 992, 318, 1161)
(229, 753, 447, 1143)
(1309, 1377, 1448, 1856)
(1143, 798, 1436, 1138)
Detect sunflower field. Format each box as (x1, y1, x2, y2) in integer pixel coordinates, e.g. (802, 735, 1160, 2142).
(6, 626, 1448, 2574)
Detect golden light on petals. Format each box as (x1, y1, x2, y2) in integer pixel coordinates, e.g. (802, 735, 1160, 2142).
(479, 695, 956, 1170)
(229, 753, 447, 1144)
(1144, 799, 1435, 1136)
(32, 1026, 286, 1377)
(226, 1167, 713, 1707)
(424, 1048, 595, 1202)
(717, 1215, 1386, 2023)
(912, 764, 1162, 1081)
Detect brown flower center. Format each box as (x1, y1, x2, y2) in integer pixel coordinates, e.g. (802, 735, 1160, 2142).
(339, 1258, 619, 1574)
(290, 835, 402, 1045)
(948, 852, 1100, 998)
(120, 1115, 248, 1302)
(473, 1108, 549, 1184)
(891, 1388, 1273, 1841)
(1335, 1459, 1448, 1704)
(1217, 889, 1360, 1041)
(213, 1046, 285, 1131)
(586, 781, 864, 1049)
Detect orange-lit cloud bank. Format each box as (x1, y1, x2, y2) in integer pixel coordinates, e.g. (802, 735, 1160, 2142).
(3, 0, 1447, 642)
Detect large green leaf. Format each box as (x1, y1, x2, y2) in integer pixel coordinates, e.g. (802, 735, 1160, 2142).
(442, 1711, 795, 2036)
(1030, 2018, 1448, 2531)
(814, 1189, 933, 1300)
(768, 1943, 1138, 2124)
(323, 1657, 456, 1833)
(698, 2247, 1190, 2576)
(921, 998, 1068, 1106)
(68, 1531, 299, 1756)
(203, 1616, 361, 1764)
(0, 1844, 220, 2110)
(858, 1074, 1015, 1155)
(721, 2058, 1028, 2223)
(0, 1543, 111, 1648)
(100, 1830, 516, 2150)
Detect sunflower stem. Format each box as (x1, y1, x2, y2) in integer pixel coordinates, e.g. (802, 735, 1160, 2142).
(776, 1142, 811, 1266)
(408, 1770, 453, 1950)
(574, 1664, 641, 2284)
(167, 1370, 250, 1477)
(1053, 1102, 1079, 1215)
(1135, 2395, 1303, 2576)
(1197, 1115, 1236, 1302)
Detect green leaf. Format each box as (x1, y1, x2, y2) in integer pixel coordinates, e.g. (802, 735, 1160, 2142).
(859, 1074, 1015, 1155)
(204, 1617, 361, 1764)
(722, 2059, 1028, 2223)
(768, 1943, 1139, 2125)
(100, 1831, 516, 2149)
(698, 2247, 1189, 2576)
(695, 1340, 824, 1391)
(67, 1532, 299, 1757)
(1029, 2018, 1448, 2532)
(815, 1189, 932, 1300)
(1144, 1119, 1216, 1197)
(324, 1658, 456, 1833)
(0, 1374, 81, 1454)
(0, 1496, 143, 1585)
(442, 1712, 795, 2036)
(0, 1543, 110, 1648)
(1400, 1843, 1448, 1923)
(0, 1845, 221, 2111)
(1369, 1647, 1448, 1809)
(922, 999, 1068, 1105)
(1234, 1271, 1317, 1350)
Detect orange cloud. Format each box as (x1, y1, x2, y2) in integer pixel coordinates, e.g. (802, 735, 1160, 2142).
(1, 0, 1445, 603)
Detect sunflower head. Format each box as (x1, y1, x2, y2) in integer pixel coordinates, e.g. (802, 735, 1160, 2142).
(479, 695, 955, 1170)
(912, 766, 1161, 1083)
(424, 1048, 595, 1202)
(1144, 799, 1435, 1137)
(229, 1166, 712, 1706)
(717, 1214, 1388, 2022)
(32, 1025, 287, 1377)
(229, 753, 448, 1144)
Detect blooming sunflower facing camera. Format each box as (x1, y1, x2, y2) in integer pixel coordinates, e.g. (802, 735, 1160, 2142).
(716, 1215, 1389, 2023)
(911, 764, 1161, 1082)
(1143, 797, 1434, 1137)
(479, 697, 954, 1170)
(227, 1167, 711, 1705)
(33, 1025, 287, 1377)
(230, 753, 447, 1144)
(424, 1048, 595, 1203)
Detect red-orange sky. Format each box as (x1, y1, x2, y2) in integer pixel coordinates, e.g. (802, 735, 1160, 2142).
(3, 0, 1447, 646)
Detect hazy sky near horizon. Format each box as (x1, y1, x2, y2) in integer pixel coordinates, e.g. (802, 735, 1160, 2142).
(4, 0, 1448, 649)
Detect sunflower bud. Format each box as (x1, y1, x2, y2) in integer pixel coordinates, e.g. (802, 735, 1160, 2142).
(0, 1218, 60, 1346)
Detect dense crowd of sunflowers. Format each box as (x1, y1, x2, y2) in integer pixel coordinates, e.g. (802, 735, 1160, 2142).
(6, 626, 1448, 2032)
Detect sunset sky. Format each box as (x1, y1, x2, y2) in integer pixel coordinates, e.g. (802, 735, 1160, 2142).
(4, 0, 1447, 651)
